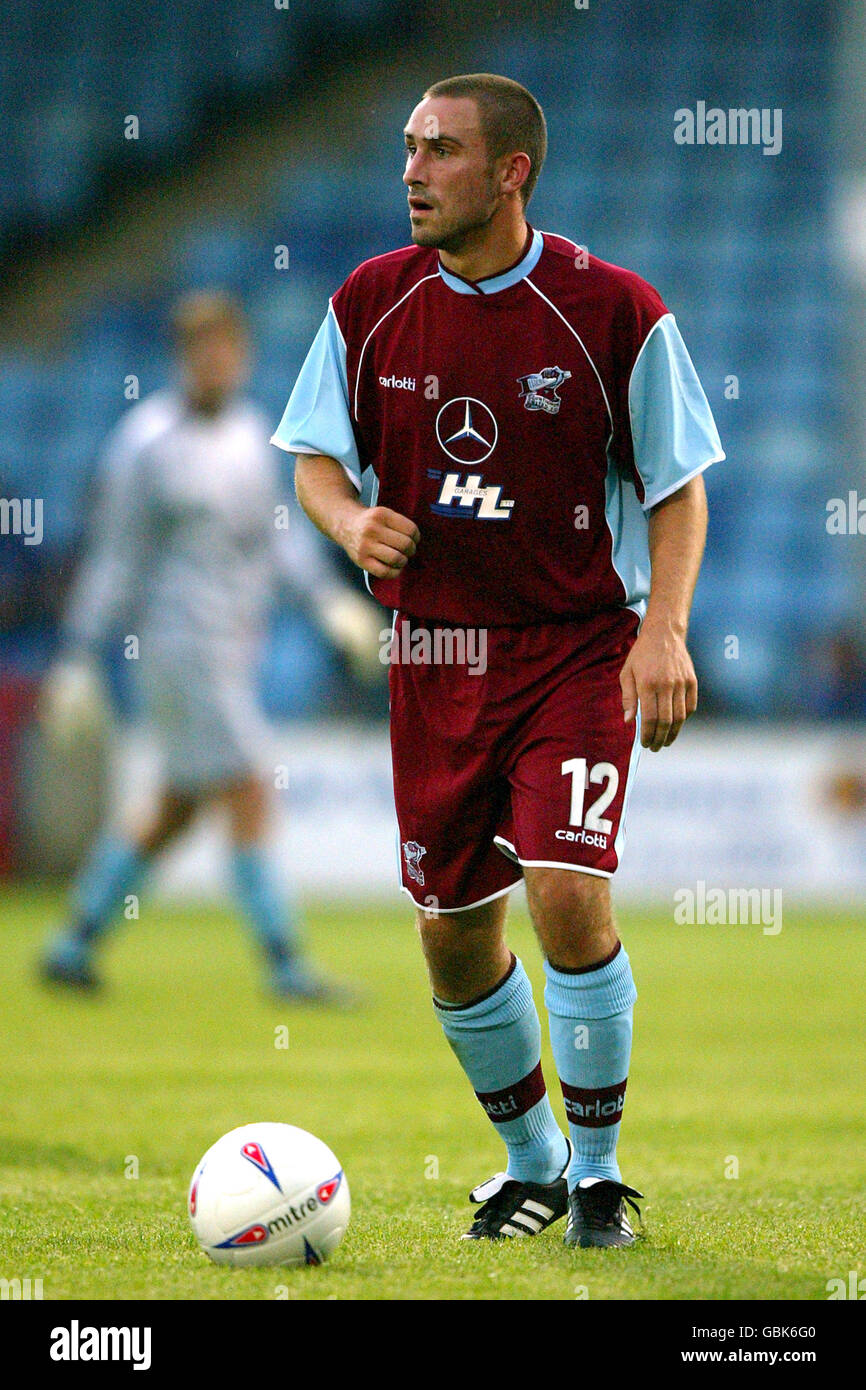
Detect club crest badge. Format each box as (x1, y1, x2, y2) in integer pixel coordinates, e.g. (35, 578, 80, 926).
(402, 840, 427, 887)
(517, 365, 572, 415)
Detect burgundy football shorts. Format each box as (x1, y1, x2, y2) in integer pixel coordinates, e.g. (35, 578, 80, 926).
(388, 606, 642, 913)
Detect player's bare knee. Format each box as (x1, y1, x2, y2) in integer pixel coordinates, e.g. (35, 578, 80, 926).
(143, 791, 199, 852)
(414, 901, 511, 1001)
(415, 909, 461, 958)
(222, 774, 268, 844)
(526, 867, 610, 926)
(524, 866, 616, 966)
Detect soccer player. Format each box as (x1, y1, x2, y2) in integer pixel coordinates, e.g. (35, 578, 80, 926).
(40, 291, 377, 1003)
(275, 75, 723, 1244)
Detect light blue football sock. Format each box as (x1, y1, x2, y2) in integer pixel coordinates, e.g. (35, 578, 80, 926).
(60, 831, 148, 952)
(231, 846, 300, 967)
(544, 943, 637, 1188)
(434, 956, 569, 1185)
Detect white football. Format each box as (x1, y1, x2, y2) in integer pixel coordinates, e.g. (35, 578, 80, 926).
(188, 1122, 350, 1267)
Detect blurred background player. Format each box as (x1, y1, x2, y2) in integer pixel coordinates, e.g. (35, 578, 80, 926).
(38, 290, 380, 1001)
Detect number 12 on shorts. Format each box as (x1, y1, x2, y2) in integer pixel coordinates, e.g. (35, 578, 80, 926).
(562, 759, 619, 835)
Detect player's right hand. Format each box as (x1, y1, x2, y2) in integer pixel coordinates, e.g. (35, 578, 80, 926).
(341, 506, 419, 579)
(39, 656, 110, 749)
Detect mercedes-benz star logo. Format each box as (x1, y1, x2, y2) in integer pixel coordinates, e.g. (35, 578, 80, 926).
(435, 397, 498, 464)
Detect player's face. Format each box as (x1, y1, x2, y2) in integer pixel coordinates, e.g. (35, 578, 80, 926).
(181, 325, 249, 413)
(403, 97, 502, 253)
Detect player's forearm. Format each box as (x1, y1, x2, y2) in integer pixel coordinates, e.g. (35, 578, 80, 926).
(294, 453, 366, 553)
(644, 474, 708, 637)
(62, 552, 132, 656)
(295, 453, 420, 578)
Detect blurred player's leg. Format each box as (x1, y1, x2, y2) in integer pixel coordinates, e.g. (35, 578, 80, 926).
(525, 867, 643, 1247)
(222, 774, 358, 1006)
(421, 896, 570, 1195)
(39, 790, 200, 990)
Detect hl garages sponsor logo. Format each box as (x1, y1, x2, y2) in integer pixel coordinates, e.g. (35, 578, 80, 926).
(50, 1321, 152, 1371)
(428, 470, 514, 520)
(561, 1079, 628, 1128)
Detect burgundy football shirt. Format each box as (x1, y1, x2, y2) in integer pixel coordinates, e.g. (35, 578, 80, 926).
(273, 228, 723, 626)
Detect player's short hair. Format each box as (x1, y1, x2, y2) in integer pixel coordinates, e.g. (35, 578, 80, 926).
(171, 290, 247, 348)
(424, 73, 547, 205)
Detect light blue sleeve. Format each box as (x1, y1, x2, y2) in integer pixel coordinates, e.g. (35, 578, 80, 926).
(271, 304, 363, 491)
(628, 314, 725, 510)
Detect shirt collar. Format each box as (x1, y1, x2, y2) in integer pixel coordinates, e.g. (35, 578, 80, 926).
(437, 227, 543, 296)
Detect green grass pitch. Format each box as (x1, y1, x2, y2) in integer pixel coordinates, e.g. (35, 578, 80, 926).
(0, 885, 863, 1301)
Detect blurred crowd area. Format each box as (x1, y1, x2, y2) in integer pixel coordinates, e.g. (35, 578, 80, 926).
(0, 0, 864, 728)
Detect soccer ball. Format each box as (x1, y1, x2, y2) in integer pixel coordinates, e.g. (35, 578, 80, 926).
(188, 1122, 350, 1267)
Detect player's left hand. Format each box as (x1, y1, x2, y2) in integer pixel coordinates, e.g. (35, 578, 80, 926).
(317, 587, 385, 684)
(620, 619, 698, 752)
(39, 656, 111, 749)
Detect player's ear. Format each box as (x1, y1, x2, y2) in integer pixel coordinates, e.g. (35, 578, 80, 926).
(499, 151, 531, 199)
